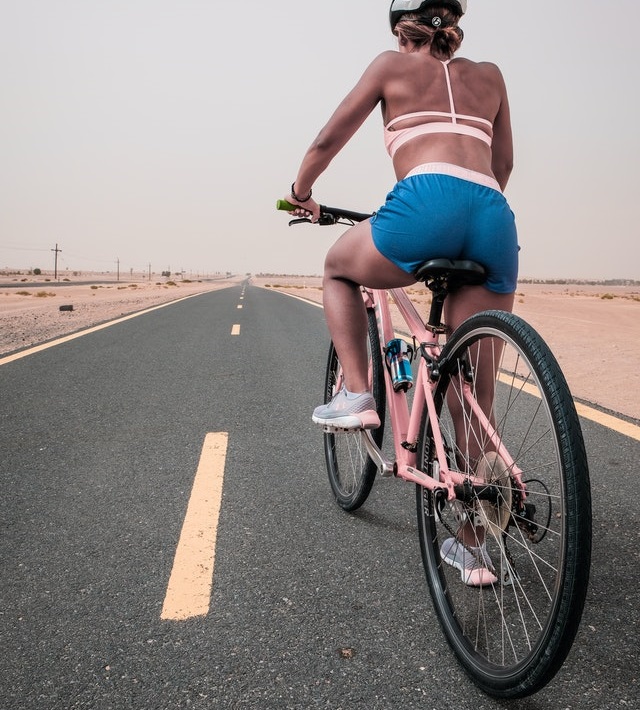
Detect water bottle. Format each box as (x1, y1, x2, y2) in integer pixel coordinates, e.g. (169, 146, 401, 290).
(385, 338, 413, 392)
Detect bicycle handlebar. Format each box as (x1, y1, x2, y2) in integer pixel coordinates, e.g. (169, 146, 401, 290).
(276, 199, 372, 226)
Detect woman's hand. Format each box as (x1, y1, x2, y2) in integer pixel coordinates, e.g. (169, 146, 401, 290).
(284, 193, 321, 222)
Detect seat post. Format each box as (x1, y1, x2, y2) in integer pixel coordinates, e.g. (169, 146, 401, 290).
(427, 286, 447, 331)
(413, 258, 487, 333)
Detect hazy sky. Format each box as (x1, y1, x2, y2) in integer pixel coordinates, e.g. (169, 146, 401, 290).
(1, 0, 638, 280)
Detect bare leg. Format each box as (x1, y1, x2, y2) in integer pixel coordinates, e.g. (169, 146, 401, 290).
(444, 285, 515, 547)
(444, 284, 515, 337)
(444, 284, 515, 455)
(322, 220, 414, 393)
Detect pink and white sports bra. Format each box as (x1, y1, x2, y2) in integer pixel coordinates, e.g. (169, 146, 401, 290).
(384, 60, 493, 158)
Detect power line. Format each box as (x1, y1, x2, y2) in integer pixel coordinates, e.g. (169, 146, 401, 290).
(0, 245, 51, 252)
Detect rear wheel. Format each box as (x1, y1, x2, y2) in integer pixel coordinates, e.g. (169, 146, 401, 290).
(416, 310, 591, 698)
(323, 308, 386, 511)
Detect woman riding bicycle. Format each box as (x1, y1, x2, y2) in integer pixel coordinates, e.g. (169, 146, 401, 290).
(285, 0, 518, 584)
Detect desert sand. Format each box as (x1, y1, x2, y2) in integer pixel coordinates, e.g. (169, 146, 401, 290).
(1, 272, 638, 421)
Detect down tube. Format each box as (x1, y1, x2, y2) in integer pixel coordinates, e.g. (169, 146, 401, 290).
(371, 289, 413, 454)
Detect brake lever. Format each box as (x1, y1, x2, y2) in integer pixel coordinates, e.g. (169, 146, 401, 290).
(287, 214, 349, 227)
(317, 214, 338, 226)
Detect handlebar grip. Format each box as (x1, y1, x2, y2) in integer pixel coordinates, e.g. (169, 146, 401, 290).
(276, 199, 296, 211)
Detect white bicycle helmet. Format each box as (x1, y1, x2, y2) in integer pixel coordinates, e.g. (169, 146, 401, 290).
(389, 0, 467, 31)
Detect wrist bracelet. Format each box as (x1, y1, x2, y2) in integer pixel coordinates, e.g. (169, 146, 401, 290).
(291, 182, 312, 203)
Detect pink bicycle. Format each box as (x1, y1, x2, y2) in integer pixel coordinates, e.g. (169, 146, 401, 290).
(278, 201, 592, 698)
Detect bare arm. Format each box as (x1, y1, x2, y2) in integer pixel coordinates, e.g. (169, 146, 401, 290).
(288, 53, 394, 217)
(489, 66, 514, 191)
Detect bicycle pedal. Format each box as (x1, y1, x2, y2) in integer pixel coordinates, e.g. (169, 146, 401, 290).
(321, 425, 362, 434)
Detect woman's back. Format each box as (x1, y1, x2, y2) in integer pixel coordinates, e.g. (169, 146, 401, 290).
(378, 51, 509, 182)
(383, 54, 500, 124)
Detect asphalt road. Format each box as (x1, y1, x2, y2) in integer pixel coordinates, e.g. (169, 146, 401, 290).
(1, 283, 637, 709)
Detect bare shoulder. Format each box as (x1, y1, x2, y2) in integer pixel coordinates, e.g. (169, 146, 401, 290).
(477, 60, 506, 81)
(357, 50, 414, 89)
(455, 57, 502, 74)
(366, 50, 405, 73)
(453, 57, 507, 89)
(465, 58, 505, 80)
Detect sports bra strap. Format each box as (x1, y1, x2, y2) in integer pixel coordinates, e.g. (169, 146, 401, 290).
(386, 110, 492, 130)
(383, 59, 494, 157)
(442, 60, 457, 123)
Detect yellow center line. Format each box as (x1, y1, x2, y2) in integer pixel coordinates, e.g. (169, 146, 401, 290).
(161, 432, 228, 621)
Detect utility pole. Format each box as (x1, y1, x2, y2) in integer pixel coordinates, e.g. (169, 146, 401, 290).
(148, 262, 151, 281)
(51, 243, 62, 280)
(116, 257, 120, 282)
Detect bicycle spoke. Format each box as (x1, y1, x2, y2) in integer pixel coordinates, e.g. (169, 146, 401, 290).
(416, 310, 591, 698)
(323, 309, 385, 511)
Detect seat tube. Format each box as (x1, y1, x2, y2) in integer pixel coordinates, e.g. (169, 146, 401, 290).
(371, 288, 395, 344)
(372, 289, 412, 450)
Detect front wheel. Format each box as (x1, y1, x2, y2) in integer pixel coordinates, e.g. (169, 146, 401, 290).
(416, 310, 592, 698)
(323, 308, 386, 511)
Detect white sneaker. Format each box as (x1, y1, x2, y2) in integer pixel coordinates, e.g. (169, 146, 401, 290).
(440, 537, 498, 587)
(312, 387, 380, 430)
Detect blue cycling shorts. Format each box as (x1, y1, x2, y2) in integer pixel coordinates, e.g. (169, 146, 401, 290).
(370, 167, 519, 294)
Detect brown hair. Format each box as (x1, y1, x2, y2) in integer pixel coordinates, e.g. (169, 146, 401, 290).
(393, 6, 463, 61)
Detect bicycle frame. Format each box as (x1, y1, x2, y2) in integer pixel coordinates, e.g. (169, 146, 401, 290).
(361, 286, 525, 501)
(275, 199, 527, 499)
(280, 201, 590, 695)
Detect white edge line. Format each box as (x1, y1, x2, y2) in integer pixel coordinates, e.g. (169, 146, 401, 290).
(497, 373, 640, 442)
(0, 292, 207, 367)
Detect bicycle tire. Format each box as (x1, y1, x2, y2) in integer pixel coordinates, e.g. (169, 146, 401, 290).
(323, 308, 386, 511)
(416, 309, 591, 698)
